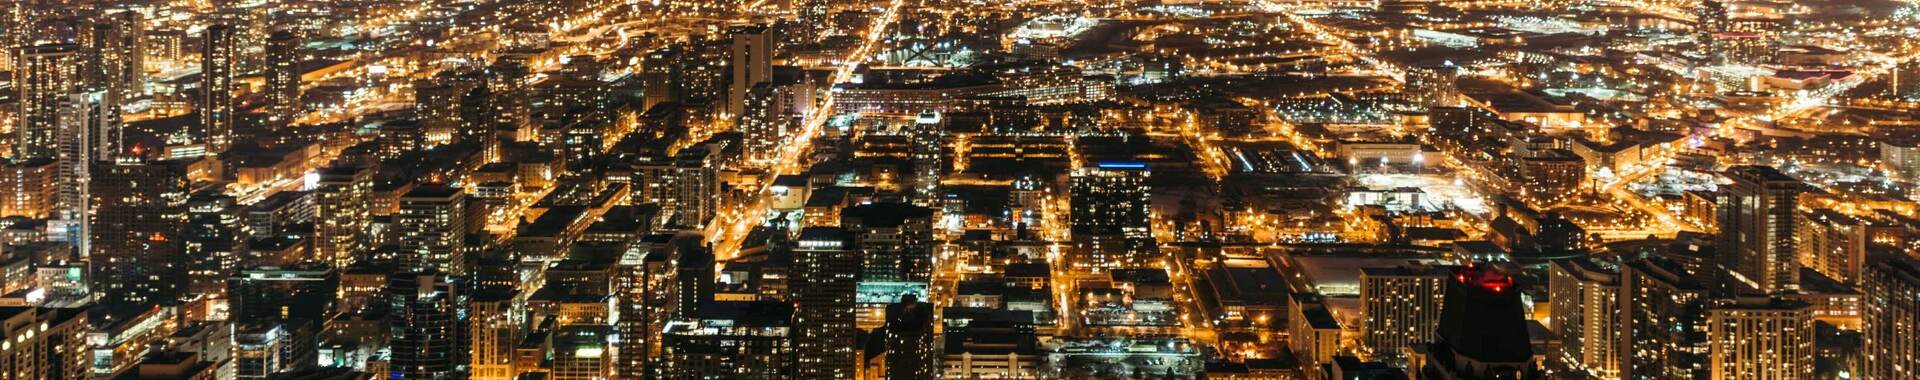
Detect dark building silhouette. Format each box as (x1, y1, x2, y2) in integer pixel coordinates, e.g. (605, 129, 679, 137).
(1414, 265, 1542, 380)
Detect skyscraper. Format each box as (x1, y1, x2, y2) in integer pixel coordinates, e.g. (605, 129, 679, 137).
(396, 186, 468, 275)
(659, 300, 795, 379)
(184, 191, 245, 297)
(486, 56, 532, 139)
(200, 24, 236, 153)
(1860, 257, 1920, 380)
(387, 271, 466, 380)
(842, 202, 935, 283)
(1548, 258, 1620, 379)
(228, 265, 338, 327)
(11, 44, 83, 160)
(95, 11, 144, 94)
(640, 45, 682, 111)
(1619, 257, 1711, 380)
(314, 165, 371, 269)
(1416, 266, 1541, 380)
(1717, 165, 1808, 293)
(1358, 265, 1449, 363)
(728, 25, 773, 118)
(909, 111, 944, 206)
(882, 295, 937, 380)
(666, 143, 722, 227)
(1069, 162, 1154, 268)
(1794, 209, 1868, 284)
(739, 83, 783, 163)
(1706, 297, 1814, 380)
(89, 160, 191, 309)
(791, 227, 859, 379)
(468, 287, 519, 380)
(264, 30, 301, 125)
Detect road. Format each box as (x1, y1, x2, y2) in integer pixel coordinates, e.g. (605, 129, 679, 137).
(707, 0, 909, 261)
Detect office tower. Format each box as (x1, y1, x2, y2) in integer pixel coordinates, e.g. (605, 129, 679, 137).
(841, 202, 935, 283)
(551, 325, 614, 380)
(314, 166, 371, 269)
(388, 271, 465, 380)
(1795, 209, 1868, 284)
(229, 265, 337, 323)
(614, 233, 688, 378)
(12, 44, 83, 160)
(1860, 257, 1920, 380)
(0, 307, 92, 380)
(909, 112, 944, 206)
(791, 227, 859, 379)
(1068, 162, 1153, 268)
(740, 83, 782, 163)
(659, 300, 794, 379)
(672, 235, 715, 318)
(200, 24, 236, 153)
(883, 295, 937, 380)
(640, 46, 682, 111)
(264, 30, 300, 125)
(1548, 258, 1620, 379)
(728, 25, 773, 118)
(229, 265, 336, 372)
(1619, 257, 1711, 380)
(1717, 165, 1808, 293)
(90, 160, 191, 309)
(183, 191, 245, 297)
(1417, 266, 1542, 380)
(234, 323, 290, 379)
(1706, 298, 1814, 380)
(1358, 265, 1448, 362)
(396, 186, 468, 275)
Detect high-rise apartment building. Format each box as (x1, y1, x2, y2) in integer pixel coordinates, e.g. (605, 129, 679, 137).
(314, 166, 371, 269)
(841, 202, 935, 283)
(0, 307, 91, 379)
(659, 300, 794, 379)
(1706, 297, 1815, 380)
(1359, 265, 1449, 363)
(1549, 258, 1620, 379)
(1619, 257, 1711, 380)
(12, 44, 83, 160)
(728, 25, 773, 118)
(1861, 257, 1920, 380)
(1717, 166, 1808, 293)
(396, 186, 468, 275)
(200, 25, 236, 153)
(1795, 209, 1868, 284)
(791, 227, 859, 379)
(1069, 162, 1154, 268)
(264, 30, 301, 125)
